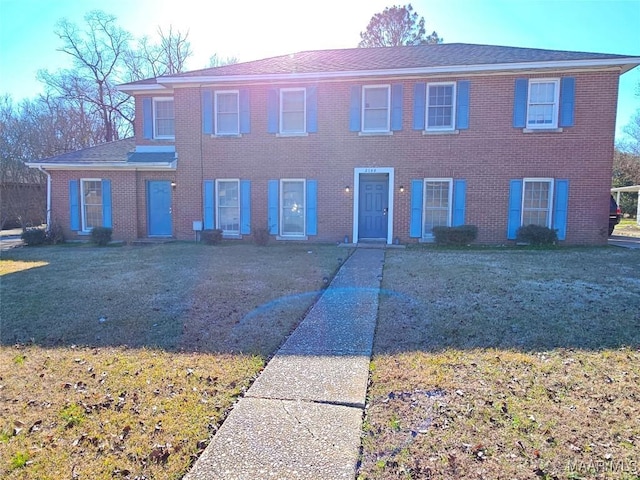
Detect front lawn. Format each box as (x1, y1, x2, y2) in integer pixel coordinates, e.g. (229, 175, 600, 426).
(360, 247, 640, 480)
(0, 242, 346, 479)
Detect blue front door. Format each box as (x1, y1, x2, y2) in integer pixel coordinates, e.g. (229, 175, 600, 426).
(359, 174, 388, 239)
(148, 181, 172, 236)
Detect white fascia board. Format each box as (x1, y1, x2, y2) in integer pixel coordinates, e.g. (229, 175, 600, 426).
(27, 161, 177, 171)
(158, 58, 640, 86)
(116, 83, 172, 94)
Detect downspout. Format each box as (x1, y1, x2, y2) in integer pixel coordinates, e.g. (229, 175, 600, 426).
(37, 167, 51, 230)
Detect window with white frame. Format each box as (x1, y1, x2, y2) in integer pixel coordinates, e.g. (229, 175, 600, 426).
(427, 83, 456, 130)
(522, 178, 553, 227)
(281, 179, 305, 236)
(527, 79, 559, 129)
(362, 85, 390, 132)
(423, 179, 453, 237)
(215, 91, 239, 135)
(81, 179, 103, 232)
(153, 98, 175, 139)
(216, 180, 240, 234)
(280, 88, 306, 134)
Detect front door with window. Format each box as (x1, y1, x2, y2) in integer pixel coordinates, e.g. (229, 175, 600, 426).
(358, 174, 388, 240)
(148, 181, 172, 236)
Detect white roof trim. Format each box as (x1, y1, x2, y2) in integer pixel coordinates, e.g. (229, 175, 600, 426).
(27, 161, 177, 171)
(116, 83, 172, 94)
(157, 57, 640, 85)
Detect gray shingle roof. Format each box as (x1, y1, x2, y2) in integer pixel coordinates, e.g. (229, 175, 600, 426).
(34, 138, 135, 164)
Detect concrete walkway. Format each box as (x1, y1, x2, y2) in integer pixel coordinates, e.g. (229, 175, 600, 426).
(184, 248, 385, 480)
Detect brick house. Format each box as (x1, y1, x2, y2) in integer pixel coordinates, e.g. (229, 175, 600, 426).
(28, 43, 640, 245)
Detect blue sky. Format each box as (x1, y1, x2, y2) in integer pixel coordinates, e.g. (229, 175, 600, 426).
(1, 0, 639, 142)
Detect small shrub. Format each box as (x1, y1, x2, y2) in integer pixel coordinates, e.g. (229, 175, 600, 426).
(46, 220, 66, 244)
(90, 226, 113, 246)
(253, 227, 270, 246)
(21, 227, 47, 246)
(516, 224, 558, 246)
(432, 225, 478, 246)
(201, 229, 223, 245)
(10, 451, 30, 470)
(60, 403, 85, 428)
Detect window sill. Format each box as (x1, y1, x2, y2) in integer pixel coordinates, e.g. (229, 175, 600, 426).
(358, 131, 393, 136)
(222, 233, 242, 239)
(276, 132, 309, 137)
(152, 137, 175, 141)
(522, 127, 564, 133)
(422, 129, 459, 136)
(211, 133, 242, 138)
(276, 235, 308, 241)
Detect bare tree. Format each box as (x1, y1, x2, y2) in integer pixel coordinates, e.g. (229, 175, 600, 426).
(359, 3, 442, 48)
(208, 53, 239, 68)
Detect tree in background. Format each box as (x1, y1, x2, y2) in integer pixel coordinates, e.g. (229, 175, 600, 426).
(208, 54, 239, 68)
(358, 3, 442, 47)
(124, 26, 193, 80)
(613, 86, 640, 217)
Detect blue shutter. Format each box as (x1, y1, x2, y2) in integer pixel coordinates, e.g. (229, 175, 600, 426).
(409, 179, 423, 238)
(143, 98, 153, 139)
(456, 80, 470, 130)
(306, 179, 317, 235)
(306, 86, 318, 133)
(268, 180, 279, 234)
(507, 179, 523, 240)
(391, 83, 403, 131)
(267, 89, 278, 134)
(240, 180, 251, 234)
(452, 179, 466, 226)
(513, 79, 528, 128)
(202, 90, 213, 134)
(102, 180, 112, 228)
(69, 180, 80, 231)
(239, 89, 250, 134)
(559, 77, 575, 128)
(553, 179, 569, 240)
(413, 82, 426, 130)
(203, 180, 215, 229)
(349, 85, 361, 132)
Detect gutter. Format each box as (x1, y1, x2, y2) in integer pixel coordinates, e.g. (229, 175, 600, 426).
(37, 166, 51, 230)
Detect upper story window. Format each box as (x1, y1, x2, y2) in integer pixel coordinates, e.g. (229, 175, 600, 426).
(215, 91, 239, 135)
(362, 85, 390, 132)
(280, 88, 306, 134)
(153, 98, 175, 139)
(527, 79, 560, 129)
(426, 82, 456, 131)
(522, 178, 554, 227)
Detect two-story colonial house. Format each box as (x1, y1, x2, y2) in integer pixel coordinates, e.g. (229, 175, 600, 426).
(28, 43, 640, 245)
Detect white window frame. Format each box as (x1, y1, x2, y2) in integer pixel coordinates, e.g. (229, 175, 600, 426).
(362, 84, 391, 133)
(215, 179, 240, 235)
(280, 88, 306, 134)
(80, 178, 103, 233)
(426, 82, 456, 131)
(152, 97, 175, 139)
(280, 178, 306, 237)
(526, 79, 560, 129)
(521, 178, 554, 228)
(422, 178, 453, 238)
(214, 90, 240, 135)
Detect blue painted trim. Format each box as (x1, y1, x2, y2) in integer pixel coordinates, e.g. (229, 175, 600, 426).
(507, 179, 523, 240)
(306, 86, 318, 133)
(203, 180, 215, 229)
(553, 179, 569, 240)
(240, 180, 251, 234)
(452, 179, 466, 226)
(559, 77, 575, 127)
(306, 179, 317, 235)
(102, 179, 112, 228)
(413, 82, 426, 130)
(391, 83, 403, 131)
(268, 179, 279, 234)
(513, 79, 528, 128)
(267, 89, 278, 133)
(456, 80, 470, 130)
(409, 179, 423, 238)
(202, 90, 213, 134)
(349, 85, 361, 132)
(143, 98, 153, 139)
(239, 89, 251, 134)
(69, 180, 80, 231)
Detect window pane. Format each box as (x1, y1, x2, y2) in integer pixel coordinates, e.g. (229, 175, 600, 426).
(281, 90, 305, 133)
(522, 181, 551, 227)
(282, 112, 305, 132)
(364, 88, 388, 108)
(528, 105, 554, 125)
(427, 85, 453, 129)
(282, 181, 304, 235)
(423, 181, 450, 235)
(82, 180, 103, 230)
(217, 181, 239, 233)
(154, 100, 175, 137)
(216, 93, 239, 134)
(363, 109, 388, 130)
(217, 113, 239, 134)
